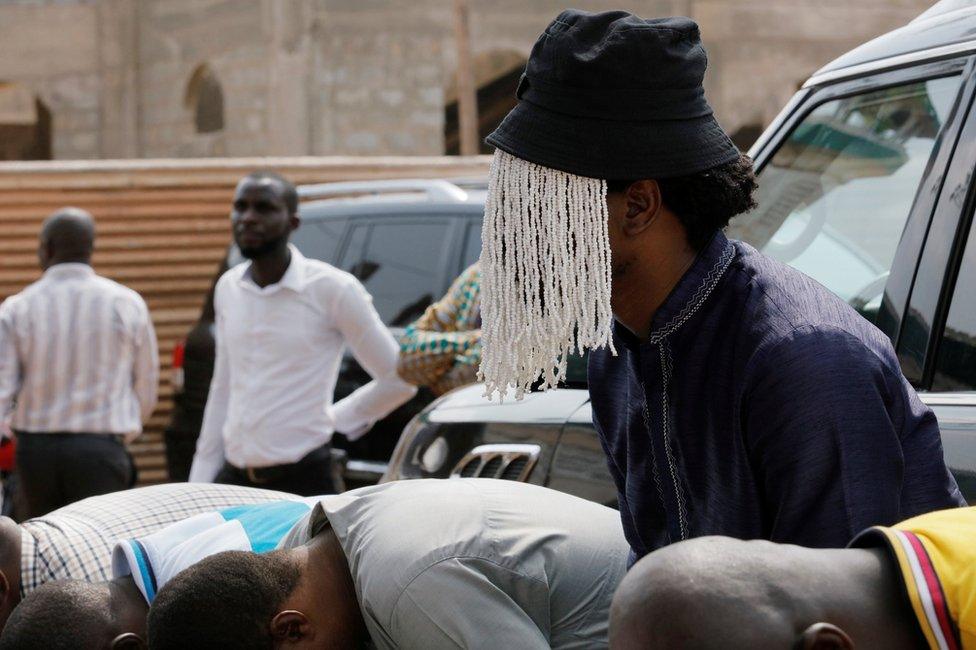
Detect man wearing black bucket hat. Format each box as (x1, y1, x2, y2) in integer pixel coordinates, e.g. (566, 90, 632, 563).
(478, 9, 964, 565)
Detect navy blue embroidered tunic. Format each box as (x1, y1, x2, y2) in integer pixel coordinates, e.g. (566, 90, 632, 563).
(589, 232, 965, 564)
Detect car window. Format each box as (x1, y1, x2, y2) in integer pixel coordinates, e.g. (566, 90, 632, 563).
(290, 218, 347, 265)
(342, 220, 454, 326)
(933, 218, 976, 392)
(728, 75, 962, 324)
(343, 223, 370, 266)
(463, 220, 483, 268)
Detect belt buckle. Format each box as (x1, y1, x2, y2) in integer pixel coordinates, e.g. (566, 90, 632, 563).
(245, 467, 267, 484)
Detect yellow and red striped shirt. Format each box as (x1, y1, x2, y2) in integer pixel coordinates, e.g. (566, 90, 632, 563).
(851, 507, 976, 649)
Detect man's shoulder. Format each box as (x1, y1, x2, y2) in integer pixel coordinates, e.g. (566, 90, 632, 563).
(728, 242, 889, 349)
(2, 274, 143, 313)
(298, 257, 365, 304)
(91, 274, 146, 304)
(729, 242, 846, 315)
(0, 290, 25, 316)
(212, 263, 253, 308)
(2, 277, 49, 308)
(300, 256, 358, 287)
(215, 262, 249, 291)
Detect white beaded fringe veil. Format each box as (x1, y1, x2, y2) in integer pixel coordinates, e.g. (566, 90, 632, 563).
(478, 149, 615, 400)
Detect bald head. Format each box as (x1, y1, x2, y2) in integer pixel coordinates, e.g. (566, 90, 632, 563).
(609, 536, 921, 650)
(611, 537, 806, 649)
(39, 207, 96, 270)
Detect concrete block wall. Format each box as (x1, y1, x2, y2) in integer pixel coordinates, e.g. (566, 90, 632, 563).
(136, 0, 271, 158)
(306, 1, 450, 156)
(0, 2, 102, 159)
(465, 0, 934, 145)
(0, 0, 942, 160)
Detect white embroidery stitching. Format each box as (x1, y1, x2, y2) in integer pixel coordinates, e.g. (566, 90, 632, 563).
(647, 239, 736, 541)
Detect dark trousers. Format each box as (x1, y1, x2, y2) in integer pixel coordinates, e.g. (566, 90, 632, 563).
(163, 432, 198, 483)
(14, 431, 135, 520)
(214, 444, 338, 496)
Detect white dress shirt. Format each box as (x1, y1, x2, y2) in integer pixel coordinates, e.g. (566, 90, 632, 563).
(0, 263, 159, 439)
(189, 245, 417, 482)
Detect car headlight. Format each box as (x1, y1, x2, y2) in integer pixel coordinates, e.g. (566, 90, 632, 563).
(382, 414, 428, 482)
(420, 436, 449, 474)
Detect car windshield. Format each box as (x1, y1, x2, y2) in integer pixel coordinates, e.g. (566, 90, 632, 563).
(729, 75, 961, 323)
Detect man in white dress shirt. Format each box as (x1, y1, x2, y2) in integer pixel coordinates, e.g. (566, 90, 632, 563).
(189, 172, 416, 494)
(0, 208, 159, 518)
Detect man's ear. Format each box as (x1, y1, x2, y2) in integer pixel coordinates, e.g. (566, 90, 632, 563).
(110, 632, 147, 650)
(271, 610, 312, 646)
(797, 623, 855, 650)
(621, 180, 663, 237)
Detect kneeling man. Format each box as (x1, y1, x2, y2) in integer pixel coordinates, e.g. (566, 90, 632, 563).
(611, 507, 976, 649)
(149, 479, 629, 649)
(0, 482, 293, 635)
(1, 497, 320, 649)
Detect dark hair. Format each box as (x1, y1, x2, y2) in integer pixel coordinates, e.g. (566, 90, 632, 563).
(0, 580, 112, 650)
(148, 550, 301, 650)
(607, 153, 757, 250)
(245, 170, 299, 215)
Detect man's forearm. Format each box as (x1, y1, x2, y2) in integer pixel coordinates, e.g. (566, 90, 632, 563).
(188, 447, 223, 482)
(332, 373, 417, 440)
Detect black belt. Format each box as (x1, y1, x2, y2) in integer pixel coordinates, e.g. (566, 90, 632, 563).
(226, 444, 331, 485)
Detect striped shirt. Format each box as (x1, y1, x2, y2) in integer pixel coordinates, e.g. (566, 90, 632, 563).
(0, 263, 159, 437)
(851, 507, 976, 650)
(19, 483, 296, 597)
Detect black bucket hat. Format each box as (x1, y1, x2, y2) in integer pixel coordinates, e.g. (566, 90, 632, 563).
(486, 10, 740, 180)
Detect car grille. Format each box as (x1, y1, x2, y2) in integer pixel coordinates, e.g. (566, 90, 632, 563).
(500, 456, 528, 480)
(450, 444, 541, 482)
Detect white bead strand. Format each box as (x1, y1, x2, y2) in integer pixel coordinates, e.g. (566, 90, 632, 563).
(479, 150, 616, 401)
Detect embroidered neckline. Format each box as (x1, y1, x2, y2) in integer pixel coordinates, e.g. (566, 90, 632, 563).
(648, 241, 735, 345)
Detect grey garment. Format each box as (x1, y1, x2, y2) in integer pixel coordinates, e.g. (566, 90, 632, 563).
(279, 478, 629, 650)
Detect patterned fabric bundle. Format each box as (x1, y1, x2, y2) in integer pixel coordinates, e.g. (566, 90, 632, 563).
(479, 150, 615, 400)
(398, 264, 482, 396)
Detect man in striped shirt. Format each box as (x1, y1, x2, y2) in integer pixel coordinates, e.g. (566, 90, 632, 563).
(0, 208, 159, 518)
(611, 507, 976, 649)
(0, 492, 313, 647)
(0, 482, 293, 635)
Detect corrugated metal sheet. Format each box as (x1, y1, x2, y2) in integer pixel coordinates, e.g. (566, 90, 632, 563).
(0, 156, 492, 484)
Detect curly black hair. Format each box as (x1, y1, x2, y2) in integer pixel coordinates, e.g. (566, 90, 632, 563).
(607, 153, 758, 250)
